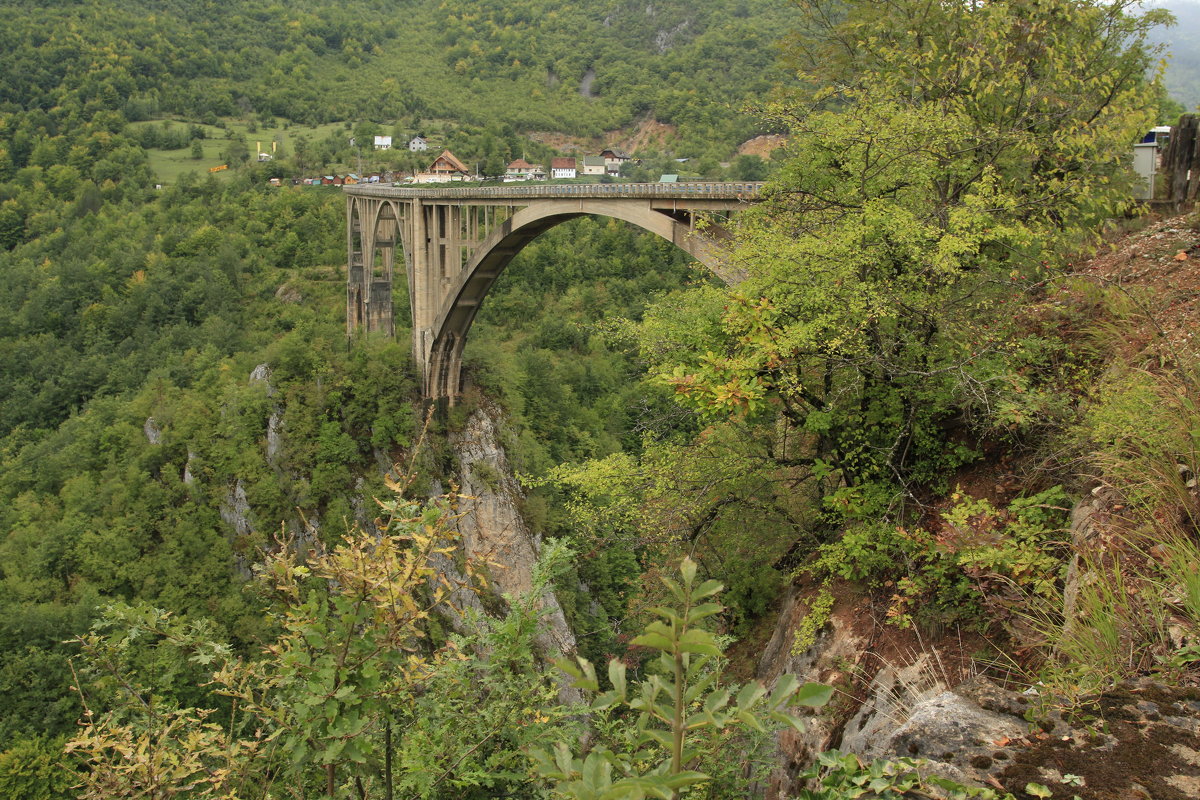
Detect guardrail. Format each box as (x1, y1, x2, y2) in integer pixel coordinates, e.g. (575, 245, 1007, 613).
(343, 181, 766, 200)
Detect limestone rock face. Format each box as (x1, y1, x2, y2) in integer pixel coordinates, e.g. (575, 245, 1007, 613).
(249, 363, 274, 395)
(219, 478, 255, 580)
(756, 584, 868, 794)
(757, 573, 1200, 799)
(143, 417, 162, 445)
(839, 654, 951, 757)
(266, 409, 284, 465)
(449, 407, 577, 664)
(1061, 488, 1116, 627)
(220, 479, 254, 539)
(868, 682, 1026, 787)
(183, 449, 197, 485)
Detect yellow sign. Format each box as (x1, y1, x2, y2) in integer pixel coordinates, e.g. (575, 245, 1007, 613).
(209, 164, 228, 173)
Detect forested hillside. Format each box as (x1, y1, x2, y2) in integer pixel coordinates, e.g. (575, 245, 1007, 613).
(1154, 0, 1200, 109)
(1, 0, 791, 164)
(2, 0, 1200, 798)
(0, 0, 783, 791)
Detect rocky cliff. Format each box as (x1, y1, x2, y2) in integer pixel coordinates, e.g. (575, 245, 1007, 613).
(757, 493, 1200, 800)
(447, 406, 578, 664)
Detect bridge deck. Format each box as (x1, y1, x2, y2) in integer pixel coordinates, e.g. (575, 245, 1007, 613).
(343, 181, 766, 200)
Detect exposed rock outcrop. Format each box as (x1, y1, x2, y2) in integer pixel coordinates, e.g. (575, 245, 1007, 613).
(183, 449, 197, 485)
(143, 417, 162, 445)
(266, 409, 284, 466)
(248, 363, 274, 394)
(449, 408, 577, 663)
(757, 495, 1200, 798)
(1061, 486, 1117, 631)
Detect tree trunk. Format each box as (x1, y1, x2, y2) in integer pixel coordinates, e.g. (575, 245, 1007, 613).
(1162, 114, 1198, 206)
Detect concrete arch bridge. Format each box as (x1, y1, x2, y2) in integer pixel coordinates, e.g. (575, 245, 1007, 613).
(344, 181, 764, 400)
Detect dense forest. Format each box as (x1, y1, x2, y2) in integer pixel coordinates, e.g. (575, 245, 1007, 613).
(1, 0, 1199, 798)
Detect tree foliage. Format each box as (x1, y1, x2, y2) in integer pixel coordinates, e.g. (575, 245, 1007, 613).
(532, 557, 831, 800)
(66, 488, 573, 799)
(652, 0, 1164, 512)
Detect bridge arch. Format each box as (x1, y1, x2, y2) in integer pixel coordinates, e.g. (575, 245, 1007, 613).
(426, 199, 734, 400)
(343, 182, 763, 400)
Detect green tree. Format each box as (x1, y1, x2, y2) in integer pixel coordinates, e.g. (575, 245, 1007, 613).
(653, 0, 1164, 515)
(223, 137, 249, 165)
(66, 486, 559, 799)
(532, 557, 831, 799)
(0, 736, 75, 800)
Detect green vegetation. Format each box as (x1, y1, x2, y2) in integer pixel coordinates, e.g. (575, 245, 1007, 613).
(533, 557, 832, 799)
(65, 491, 574, 799)
(1, 0, 1198, 796)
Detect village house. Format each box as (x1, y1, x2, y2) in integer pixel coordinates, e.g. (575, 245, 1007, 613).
(504, 158, 546, 181)
(599, 148, 632, 175)
(505, 158, 534, 180)
(581, 155, 606, 176)
(374, 135, 392, 150)
(409, 135, 429, 152)
(550, 157, 577, 179)
(417, 150, 472, 183)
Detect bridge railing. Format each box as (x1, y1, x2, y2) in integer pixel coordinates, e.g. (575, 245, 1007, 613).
(343, 181, 767, 200)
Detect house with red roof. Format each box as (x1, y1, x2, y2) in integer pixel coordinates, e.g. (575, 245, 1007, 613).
(550, 157, 577, 179)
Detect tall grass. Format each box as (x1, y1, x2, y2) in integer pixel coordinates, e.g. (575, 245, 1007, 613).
(1034, 362, 1200, 693)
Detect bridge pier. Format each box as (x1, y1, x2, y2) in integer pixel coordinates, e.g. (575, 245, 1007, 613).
(345, 182, 762, 400)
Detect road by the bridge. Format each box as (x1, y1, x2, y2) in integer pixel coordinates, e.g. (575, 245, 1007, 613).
(343, 180, 766, 201)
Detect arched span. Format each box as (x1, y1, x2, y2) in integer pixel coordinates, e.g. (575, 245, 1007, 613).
(425, 198, 734, 399)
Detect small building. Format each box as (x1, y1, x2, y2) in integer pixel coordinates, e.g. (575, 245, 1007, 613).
(419, 150, 472, 182)
(1141, 126, 1172, 145)
(505, 158, 535, 180)
(409, 135, 429, 152)
(550, 157, 577, 179)
(581, 155, 606, 176)
(1133, 126, 1172, 200)
(599, 148, 632, 175)
(505, 158, 545, 181)
(268, 177, 282, 187)
(257, 152, 273, 162)
(374, 135, 393, 150)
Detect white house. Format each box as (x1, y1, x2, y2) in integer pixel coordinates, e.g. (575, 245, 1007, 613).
(505, 158, 546, 181)
(374, 135, 392, 150)
(550, 157, 577, 179)
(409, 135, 429, 152)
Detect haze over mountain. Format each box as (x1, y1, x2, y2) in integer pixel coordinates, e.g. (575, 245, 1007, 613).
(1151, 0, 1200, 108)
